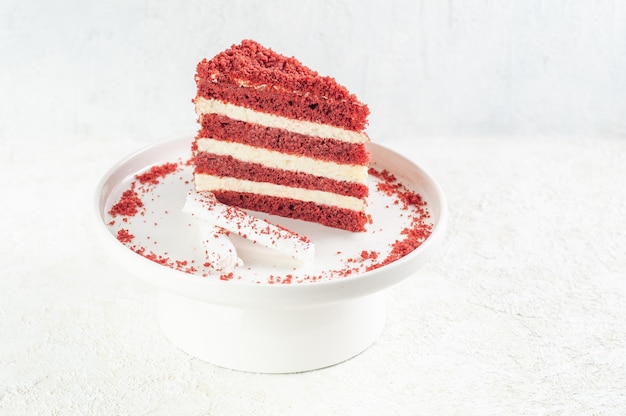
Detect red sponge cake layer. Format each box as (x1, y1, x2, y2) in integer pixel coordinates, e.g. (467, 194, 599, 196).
(198, 113, 369, 165)
(196, 80, 369, 132)
(193, 40, 371, 232)
(195, 40, 369, 131)
(195, 152, 368, 199)
(213, 191, 369, 233)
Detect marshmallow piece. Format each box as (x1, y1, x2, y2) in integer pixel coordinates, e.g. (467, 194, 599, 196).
(184, 190, 315, 263)
(183, 195, 243, 273)
(197, 221, 244, 272)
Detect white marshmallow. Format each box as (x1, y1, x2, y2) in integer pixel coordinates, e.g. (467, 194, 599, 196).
(183, 190, 315, 263)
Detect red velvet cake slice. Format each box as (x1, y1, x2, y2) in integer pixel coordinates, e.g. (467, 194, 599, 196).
(193, 39, 370, 232)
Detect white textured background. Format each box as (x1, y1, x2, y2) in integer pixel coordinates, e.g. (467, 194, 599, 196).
(1, 0, 626, 143)
(2, 1, 626, 415)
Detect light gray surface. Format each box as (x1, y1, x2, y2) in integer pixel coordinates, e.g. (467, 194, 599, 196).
(1, 136, 625, 415)
(2, 1, 626, 412)
(2, 0, 626, 143)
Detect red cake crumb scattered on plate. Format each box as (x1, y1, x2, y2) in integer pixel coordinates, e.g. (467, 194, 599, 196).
(106, 160, 432, 283)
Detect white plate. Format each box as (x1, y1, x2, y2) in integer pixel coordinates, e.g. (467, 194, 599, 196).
(94, 136, 447, 372)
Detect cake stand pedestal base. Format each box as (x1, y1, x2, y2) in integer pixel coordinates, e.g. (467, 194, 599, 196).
(157, 290, 387, 373)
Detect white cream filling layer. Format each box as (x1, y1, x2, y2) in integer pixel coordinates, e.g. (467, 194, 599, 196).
(194, 174, 366, 212)
(196, 138, 368, 183)
(194, 97, 368, 144)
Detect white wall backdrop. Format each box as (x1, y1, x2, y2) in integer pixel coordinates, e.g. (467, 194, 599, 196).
(1, 0, 625, 144)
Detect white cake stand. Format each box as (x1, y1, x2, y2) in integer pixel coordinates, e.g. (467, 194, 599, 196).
(93, 137, 447, 373)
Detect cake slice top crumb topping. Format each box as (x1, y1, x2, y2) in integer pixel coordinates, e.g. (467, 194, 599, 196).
(196, 39, 368, 109)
